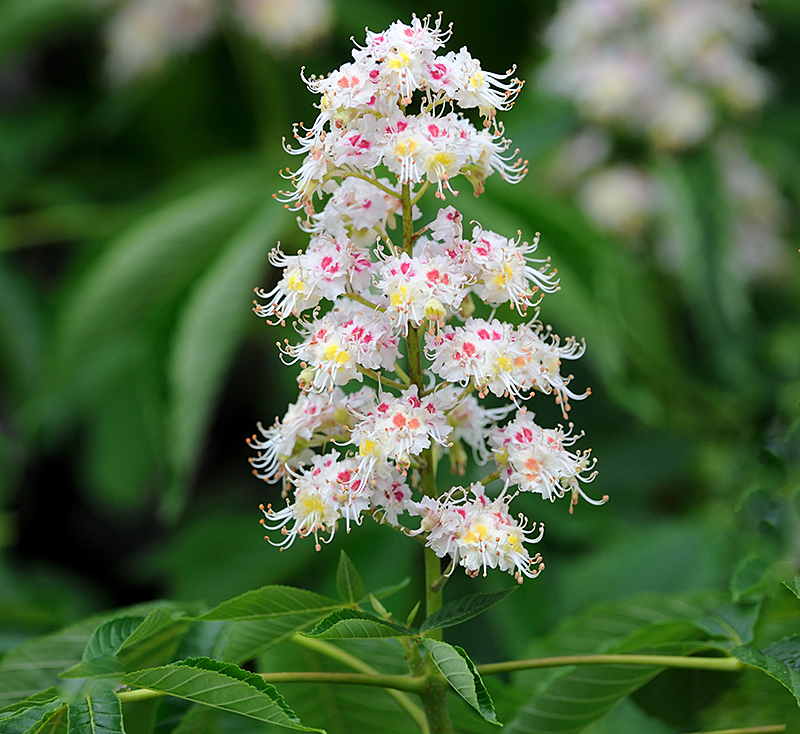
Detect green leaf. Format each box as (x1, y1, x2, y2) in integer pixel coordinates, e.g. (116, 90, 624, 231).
(783, 576, 800, 600)
(731, 556, 770, 601)
(505, 661, 669, 734)
(691, 599, 763, 646)
(165, 203, 289, 517)
(199, 578, 355, 665)
(61, 619, 145, 680)
(732, 635, 800, 706)
(504, 595, 714, 734)
(582, 699, 674, 734)
(52, 167, 267, 380)
(0, 604, 199, 707)
(0, 689, 60, 717)
(116, 611, 189, 672)
(0, 618, 100, 707)
(257, 639, 418, 734)
(0, 690, 63, 734)
(61, 611, 189, 680)
(303, 610, 411, 640)
(213, 617, 329, 666)
(335, 551, 364, 606)
(421, 640, 499, 725)
(67, 692, 125, 734)
(198, 586, 341, 622)
(123, 657, 321, 732)
(369, 577, 412, 601)
(420, 589, 517, 633)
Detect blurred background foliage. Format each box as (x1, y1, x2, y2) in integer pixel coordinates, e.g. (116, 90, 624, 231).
(0, 0, 799, 730)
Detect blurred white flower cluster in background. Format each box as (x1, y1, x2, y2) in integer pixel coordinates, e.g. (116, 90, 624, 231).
(100, 0, 332, 85)
(538, 0, 788, 282)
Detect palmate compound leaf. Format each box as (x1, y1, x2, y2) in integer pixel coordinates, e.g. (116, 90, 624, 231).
(303, 610, 412, 640)
(67, 691, 125, 734)
(732, 634, 800, 706)
(420, 589, 518, 634)
(123, 657, 323, 732)
(335, 551, 365, 606)
(421, 640, 499, 726)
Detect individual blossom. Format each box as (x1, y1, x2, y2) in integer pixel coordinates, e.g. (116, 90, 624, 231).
(260, 451, 370, 550)
(349, 385, 454, 479)
(307, 177, 399, 246)
(281, 302, 401, 394)
(247, 386, 374, 482)
(409, 483, 545, 582)
(254, 233, 373, 322)
(489, 410, 602, 511)
(466, 224, 559, 311)
(375, 251, 469, 333)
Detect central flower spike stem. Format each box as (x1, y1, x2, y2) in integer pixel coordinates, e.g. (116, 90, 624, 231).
(406, 639, 456, 734)
(401, 183, 446, 634)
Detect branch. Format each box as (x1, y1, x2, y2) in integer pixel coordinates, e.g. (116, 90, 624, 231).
(476, 653, 745, 676)
(259, 670, 425, 691)
(292, 635, 429, 733)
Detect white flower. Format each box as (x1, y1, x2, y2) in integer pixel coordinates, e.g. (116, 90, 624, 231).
(409, 483, 545, 582)
(579, 165, 659, 235)
(489, 410, 602, 510)
(254, 233, 373, 321)
(247, 387, 373, 481)
(260, 451, 368, 550)
(350, 385, 453, 478)
(233, 0, 332, 53)
(540, 0, 771, 146)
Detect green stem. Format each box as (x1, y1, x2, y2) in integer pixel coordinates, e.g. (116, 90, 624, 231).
(117, 671, 424, 705)
(345, 291, 386, 311)
(417, 656, 456, 734)
(679, 727, 785, 734)
(261, 671, 423, 690)
(356, 365, 409, 391)
(479, 469, 502, 486)
(411, 181, 431, 207)
(324, 170, 402, 199)
(476, 653, 745, 676)
(400, 182, 452, 733)
(292, 635, 428, 732)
